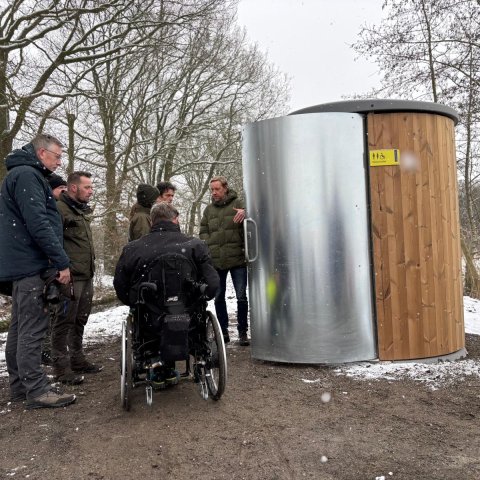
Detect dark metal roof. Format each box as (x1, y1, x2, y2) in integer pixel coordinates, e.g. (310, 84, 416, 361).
(290, 99, 459, 125)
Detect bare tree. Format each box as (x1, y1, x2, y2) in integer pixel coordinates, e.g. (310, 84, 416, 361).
(69, 0, 233, 272)
(0, 0, 223, 179)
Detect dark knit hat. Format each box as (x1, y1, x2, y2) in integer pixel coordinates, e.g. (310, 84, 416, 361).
(47, 173, 67, 190)
(136, 183, 160, 208)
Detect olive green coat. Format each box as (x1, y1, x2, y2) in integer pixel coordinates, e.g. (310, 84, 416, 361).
(199, 190, 246, 270)
(57, 193, 95, 280)
(128, 203, 151, 241)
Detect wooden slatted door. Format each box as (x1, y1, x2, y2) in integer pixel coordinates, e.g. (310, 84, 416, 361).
(368, 112, 464, 360)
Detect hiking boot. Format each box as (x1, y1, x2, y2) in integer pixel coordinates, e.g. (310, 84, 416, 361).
(165, 369, 179, 386)
(10, 391, 26, 402)
(239, 331, 250, 346)
(223, 333, 230, 344)
(41, 350, 53, 366)
(26, 390, 76, 409)
(72, 362, 103, 374)
(54, 372, 85, 385)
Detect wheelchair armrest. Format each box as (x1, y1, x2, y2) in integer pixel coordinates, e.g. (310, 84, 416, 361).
(139, 282, 157, 292)
(137, 282, 157, 305)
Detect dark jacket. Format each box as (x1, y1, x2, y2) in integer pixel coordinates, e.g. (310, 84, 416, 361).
(114, 220, 219, 307)
(57, 192, 95, 280)
(0, 143, 69, 281)
(199, 190, 246, 270)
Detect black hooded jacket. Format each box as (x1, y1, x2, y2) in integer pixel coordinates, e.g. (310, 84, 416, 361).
(114, 220, 220, 307)
(0, 143, 69, 281)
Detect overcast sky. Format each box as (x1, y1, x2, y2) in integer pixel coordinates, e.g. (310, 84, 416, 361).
(236, 0, 385, 112)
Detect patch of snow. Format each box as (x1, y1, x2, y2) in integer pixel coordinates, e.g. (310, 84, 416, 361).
(301, 378, 321, 383)
(334, 358, 480, 390)
(463, 296, 480, 335)
(83, 305, 129, 344)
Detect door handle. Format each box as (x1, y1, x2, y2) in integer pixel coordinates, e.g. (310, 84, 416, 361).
(244, 217, 258, 262)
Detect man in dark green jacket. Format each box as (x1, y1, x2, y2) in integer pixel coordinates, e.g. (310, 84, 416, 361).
(51, 171, 102, 384)
(200, 176, 249, 346)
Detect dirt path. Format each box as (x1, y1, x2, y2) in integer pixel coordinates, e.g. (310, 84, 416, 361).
(1, 335, 479, 480)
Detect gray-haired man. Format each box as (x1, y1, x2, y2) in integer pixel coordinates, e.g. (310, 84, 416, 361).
(0, 134, 76, 409)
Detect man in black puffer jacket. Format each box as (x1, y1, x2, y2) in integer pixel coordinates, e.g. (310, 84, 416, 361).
(0, 134, 76, 409)
(115, 202, 219, 307)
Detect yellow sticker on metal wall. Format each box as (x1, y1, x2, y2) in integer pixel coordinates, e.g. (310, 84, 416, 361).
(369, 149, 400, 167)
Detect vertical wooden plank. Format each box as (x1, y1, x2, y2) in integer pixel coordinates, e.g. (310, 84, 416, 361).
(431, 115, 449, 352)
(445, 118, 465, 348)
(399, 113, 423, 358)
(368, 114, 393, 359)
(436, 115, 454, 351)
(416, 113, 436, 357)
(390, 114, 409, 359)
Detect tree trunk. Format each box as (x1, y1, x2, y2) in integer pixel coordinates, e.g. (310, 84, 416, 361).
(66, 113, 76, 174)
(187, 201, 200, 236)
(0, 49, 10, 181)
(103, 138, 120, 275)
(462, 236, 480, 298)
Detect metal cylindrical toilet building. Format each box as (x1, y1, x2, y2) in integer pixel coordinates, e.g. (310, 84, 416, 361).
(242, 99, 464, 363)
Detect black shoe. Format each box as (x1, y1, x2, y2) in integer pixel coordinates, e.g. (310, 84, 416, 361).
(239, 331, 250, 346)
(10, 391, 26, 402)
(72, 362, 103, 374)
(223, 333, 230, 344)
(54, 372, 85, 385)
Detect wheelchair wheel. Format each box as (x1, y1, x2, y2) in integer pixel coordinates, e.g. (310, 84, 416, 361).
(205, 311, 227, 400)
(120, 315, 134, 411)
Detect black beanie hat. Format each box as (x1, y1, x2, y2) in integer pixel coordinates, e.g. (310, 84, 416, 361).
(47, 173, 67, 190)
(136, 183, 160, 208)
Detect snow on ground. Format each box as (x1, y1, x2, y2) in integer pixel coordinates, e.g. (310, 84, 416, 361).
(1, 285, 480, 389)
(330, 296, 480, 390)
(463, 295, 480, 335)
(333, 357, 480, 391)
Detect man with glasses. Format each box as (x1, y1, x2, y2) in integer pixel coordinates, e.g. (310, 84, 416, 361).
(0, 134, 76, 409)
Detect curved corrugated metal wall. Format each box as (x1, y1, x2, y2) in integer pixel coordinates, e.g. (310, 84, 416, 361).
(242, 113, 377, 363)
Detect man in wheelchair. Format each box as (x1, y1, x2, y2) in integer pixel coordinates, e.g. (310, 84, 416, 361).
(114, 202, 219, 390)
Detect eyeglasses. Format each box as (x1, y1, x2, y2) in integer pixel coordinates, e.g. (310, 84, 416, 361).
(44, 149, 62, 160)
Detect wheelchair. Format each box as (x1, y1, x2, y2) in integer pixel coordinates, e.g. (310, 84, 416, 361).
(120, 253, 227, 411)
